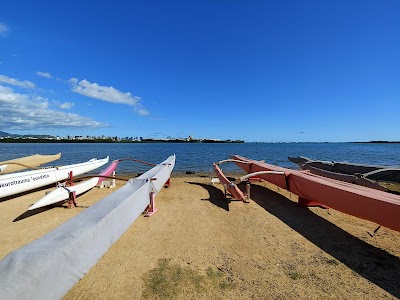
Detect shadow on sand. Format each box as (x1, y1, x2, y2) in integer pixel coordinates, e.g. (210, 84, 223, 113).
(13, 206, 54, 222)
(186, 181, 230, 211)
(13, 190, 92, 222)
(249, 184, 400, 298)
(13, 203, 90, 222)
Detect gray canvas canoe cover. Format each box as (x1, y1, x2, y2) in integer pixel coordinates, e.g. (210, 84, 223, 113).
(0, 155, 175, 300)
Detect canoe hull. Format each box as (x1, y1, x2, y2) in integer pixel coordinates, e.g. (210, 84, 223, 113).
(213, 163, 245, 201)
(288, 156, 400, 184)
(29, 178, 98, 210)
(232, 155, 400, 232)
(0, 153, 61, 174)
(29, 160, 119, 210)
(0, 157, 109, 199)
(0, 155, 175, 300)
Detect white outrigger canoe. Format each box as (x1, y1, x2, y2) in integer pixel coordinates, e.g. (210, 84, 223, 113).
(0, 155, 175, 300)
(0, 157, 109, 199)
(29, 160, 119, 210)
(0, 153, 61, 174)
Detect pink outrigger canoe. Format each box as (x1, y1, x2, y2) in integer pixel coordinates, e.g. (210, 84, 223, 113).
(231, 155, 400, 232)
(213, 163, 246, 201)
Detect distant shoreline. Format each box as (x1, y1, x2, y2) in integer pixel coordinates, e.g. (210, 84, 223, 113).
(0, 138, 244, 144)
(353, 141, 400, 144)
(0, 138, 399, 144)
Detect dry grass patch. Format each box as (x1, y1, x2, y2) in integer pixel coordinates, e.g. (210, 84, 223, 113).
(142, 258, 235, 299)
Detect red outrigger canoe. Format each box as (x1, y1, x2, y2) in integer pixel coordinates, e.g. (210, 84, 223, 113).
(213, 162, 247, 202)
(230, 155, 400, 232)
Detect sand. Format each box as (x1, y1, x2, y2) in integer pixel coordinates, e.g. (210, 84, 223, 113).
(1, 174, 399, 299)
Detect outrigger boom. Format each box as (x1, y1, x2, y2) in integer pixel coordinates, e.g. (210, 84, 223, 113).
(234, 171, 285, 185)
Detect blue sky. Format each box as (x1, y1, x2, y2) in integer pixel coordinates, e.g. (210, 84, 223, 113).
(0, 1, 399, 142)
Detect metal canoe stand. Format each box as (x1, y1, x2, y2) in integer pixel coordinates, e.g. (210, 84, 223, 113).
(164, 178, 171, 188)
(67, 171, 75, 187)
(145, 191, 158, 217)
(145, 178, 158, 217)
(246, 181, 251, 201)
(145, 177, 172, 217)
(98, 171, 116, 189)
(223, 184, 228, 200)
(66, 171, 77, 209)
(67, 191, 77, 209)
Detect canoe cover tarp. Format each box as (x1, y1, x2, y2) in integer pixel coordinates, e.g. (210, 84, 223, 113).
(0, 179, 150, 300)
(288, 156, 400, 183)
(231, 155, 400, 232)
(0, 155, 175, 300)
(302, 164, 386, 191)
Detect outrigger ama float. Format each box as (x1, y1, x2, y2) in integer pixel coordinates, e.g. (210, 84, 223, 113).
(29, 159, 120, 210)
(227, 155, 400, 232)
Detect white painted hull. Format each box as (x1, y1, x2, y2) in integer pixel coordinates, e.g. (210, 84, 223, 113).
(29, 178, 98, 210)
(29, 160, 119, 210)
(0, 157, 109, 199)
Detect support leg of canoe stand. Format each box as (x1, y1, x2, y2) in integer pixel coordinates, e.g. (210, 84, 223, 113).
(164, 178, 171, 188)
(145, 192, 158, 217)
(68, 171, 75, 186)
(223, 184, 228, 200)
(99, 171, 116, 189)
(67, 191, 77, 209)
(246, 182, 251, 201)
(66, 171, 77, 208)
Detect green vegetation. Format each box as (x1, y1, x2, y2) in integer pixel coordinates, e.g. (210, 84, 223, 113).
(286, 271, 303, 280)
(0, 138, 120, 143)
(325, 258, 339, 266)
(142, 258, 235, 299)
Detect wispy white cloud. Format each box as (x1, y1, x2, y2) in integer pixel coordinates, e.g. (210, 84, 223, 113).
(59, 102, 74, 109)
(69, 79, 140, 105)
(135, 107, 150, 116)
(0, 23, 9, 37)
(69, 78, 149, 115)
(37, 71, 52, 79)
(0, 75, 35, 89)
(0, 84, 106, 130)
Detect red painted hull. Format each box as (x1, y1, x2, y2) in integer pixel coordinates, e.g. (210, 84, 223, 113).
(231, 155, 400, 232)
(213, 163, 246, 201)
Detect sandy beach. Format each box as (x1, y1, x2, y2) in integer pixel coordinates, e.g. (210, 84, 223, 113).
(1, 173, 399, 299)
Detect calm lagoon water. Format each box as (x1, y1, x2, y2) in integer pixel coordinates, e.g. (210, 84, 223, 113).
(0, 142, 399, 175)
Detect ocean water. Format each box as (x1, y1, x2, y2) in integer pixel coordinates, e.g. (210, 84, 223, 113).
(0, 142, 399, 175)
